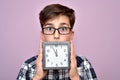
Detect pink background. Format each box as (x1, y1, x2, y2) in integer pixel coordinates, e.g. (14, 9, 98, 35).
(0, 0, 120, 80)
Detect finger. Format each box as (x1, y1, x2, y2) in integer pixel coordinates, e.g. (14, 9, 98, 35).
(70, 40, 75, 59)
(70, 40, 77, 66)
(37, 33, 43, 64)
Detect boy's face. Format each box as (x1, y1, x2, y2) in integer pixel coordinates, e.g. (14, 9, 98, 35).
(42, 15, 74, 42)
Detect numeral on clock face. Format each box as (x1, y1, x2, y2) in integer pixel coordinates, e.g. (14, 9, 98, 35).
(47, 59, 50, 62)
(65, 54, 68, 57)
(51, 62, 53, 65)
(64, 49, 66, 52)
(64, 59, 66, 61)
(60, 62, 63, 65)
(46, 54, 48, 57)
(56, 64, 58, 67)
(47, 49, 50, 52)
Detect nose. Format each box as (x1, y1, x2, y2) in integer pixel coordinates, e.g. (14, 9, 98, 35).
(54, 30, 60, 39)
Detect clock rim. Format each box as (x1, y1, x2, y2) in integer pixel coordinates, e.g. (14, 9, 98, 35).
(42, 41, 70, 70)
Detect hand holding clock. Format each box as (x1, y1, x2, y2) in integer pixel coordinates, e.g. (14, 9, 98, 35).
(32, 39, 48, 80)
(69, 40, 80, 80)
(33, 40, 80, 80)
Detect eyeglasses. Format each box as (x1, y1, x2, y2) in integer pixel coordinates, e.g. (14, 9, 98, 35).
(42, 27, 72, 35)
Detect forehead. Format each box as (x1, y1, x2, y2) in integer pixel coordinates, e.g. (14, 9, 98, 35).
(44, 15, 70, 27)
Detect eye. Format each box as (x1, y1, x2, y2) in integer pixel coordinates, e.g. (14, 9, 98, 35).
(46, 27, 54, 31)
(59, 27, 68, 31)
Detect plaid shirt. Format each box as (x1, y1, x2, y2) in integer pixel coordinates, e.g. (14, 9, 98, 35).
(17, 55, 97, 80)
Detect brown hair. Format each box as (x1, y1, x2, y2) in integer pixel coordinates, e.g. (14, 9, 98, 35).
(39, 4, 75, 29)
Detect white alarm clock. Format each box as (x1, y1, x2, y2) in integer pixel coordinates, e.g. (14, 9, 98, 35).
(43, 41, 70, 70)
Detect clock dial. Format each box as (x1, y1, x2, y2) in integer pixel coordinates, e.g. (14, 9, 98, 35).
(43, 42, 70, 70)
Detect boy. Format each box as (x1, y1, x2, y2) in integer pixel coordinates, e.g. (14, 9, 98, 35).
(17, 4, 97, 80)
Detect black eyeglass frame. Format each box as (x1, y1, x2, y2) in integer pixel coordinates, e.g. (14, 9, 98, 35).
(42, 27, 72, 35)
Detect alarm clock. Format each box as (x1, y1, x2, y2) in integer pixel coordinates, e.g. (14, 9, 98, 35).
(43, 41, 70, 70)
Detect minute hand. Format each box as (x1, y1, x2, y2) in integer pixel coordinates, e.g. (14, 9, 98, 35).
(52, 47, 58, 57)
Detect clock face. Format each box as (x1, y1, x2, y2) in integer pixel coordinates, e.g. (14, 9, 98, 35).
(43, 42, 70, 70)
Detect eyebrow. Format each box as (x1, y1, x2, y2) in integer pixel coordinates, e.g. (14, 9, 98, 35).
(44, 23, 69, 26)
(44, 23, 53, 26)
(60, 23, 69, 26)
